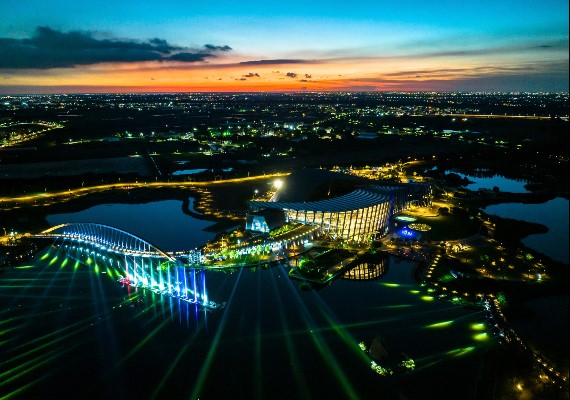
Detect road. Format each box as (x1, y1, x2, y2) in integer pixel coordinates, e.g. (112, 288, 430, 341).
(0, 172, 290, 210)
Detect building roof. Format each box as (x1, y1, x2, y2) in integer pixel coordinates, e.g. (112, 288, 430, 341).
(250, 189, 389, 213)
(271, 168, 370, 202)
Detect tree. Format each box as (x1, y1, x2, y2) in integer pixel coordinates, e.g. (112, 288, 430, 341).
(497, 292, 508, 308)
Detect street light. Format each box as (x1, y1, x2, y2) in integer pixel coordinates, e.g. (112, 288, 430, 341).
(274, 179, 283, 189)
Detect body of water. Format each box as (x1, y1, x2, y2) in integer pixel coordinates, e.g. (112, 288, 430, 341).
(172, 168, 209, 176)
(438, 169, 530, 193)
(440, 167, 529, 193)
(483, 197, 569, 263)
(46, 199, 216, 252)
(461, 173, 529, 193)
(1, 251, 496, 399)
(172, 168, 233, 176)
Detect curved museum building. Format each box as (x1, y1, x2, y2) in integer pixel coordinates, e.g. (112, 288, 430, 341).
(248, 183, 431, 242)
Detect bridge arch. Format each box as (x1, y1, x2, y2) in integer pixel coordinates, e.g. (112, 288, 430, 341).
(35, 223, 222, 309)
(39, 223, 174, 260)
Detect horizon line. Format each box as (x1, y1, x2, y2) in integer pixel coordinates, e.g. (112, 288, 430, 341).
(1, 88, 568, 96)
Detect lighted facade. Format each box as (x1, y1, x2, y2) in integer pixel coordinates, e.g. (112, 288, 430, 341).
(249, 183, 431, 243)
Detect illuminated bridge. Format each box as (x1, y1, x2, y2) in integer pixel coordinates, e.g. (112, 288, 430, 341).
(39, 223, 175, 260)
(35, 223, 222, 310)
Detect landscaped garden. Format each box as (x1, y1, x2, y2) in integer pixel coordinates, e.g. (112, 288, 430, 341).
(292, 248, 354, 281)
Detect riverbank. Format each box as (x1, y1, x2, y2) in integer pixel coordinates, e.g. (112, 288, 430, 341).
(0, 175, 280, 234)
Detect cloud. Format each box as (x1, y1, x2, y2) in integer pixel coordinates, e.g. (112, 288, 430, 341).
(326, 59, 569, 91)
(240, 59, 307, 65)
(286, 72, 297, 78)
(147, 38, 181, 53)
(415, 40, 569, 59)
(305, 74, 312, 78)
(0, 26, 231, 69)
(204, 44, 232, 52)
(380, 64, 558, 79)
(243, 72, 260, 78)
(169, 52, 212, 62)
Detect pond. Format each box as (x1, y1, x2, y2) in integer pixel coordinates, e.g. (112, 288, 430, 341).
(172, 168, 234, 176)
(432, 169, 530, 193)
(483, 197, 569, 263)
(172, 168, 209, 176)
(46, 199, 216, 252)
(458, 173, 530, 193)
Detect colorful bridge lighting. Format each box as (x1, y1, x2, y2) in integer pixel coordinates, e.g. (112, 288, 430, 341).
(40, 223, 224, 311)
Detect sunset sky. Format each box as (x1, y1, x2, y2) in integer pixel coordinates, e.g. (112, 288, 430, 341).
(1, 0, 568, 93)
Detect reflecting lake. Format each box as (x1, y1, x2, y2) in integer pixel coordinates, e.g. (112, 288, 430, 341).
(438, 169, 529, 193)
(459, 173, 530, 193)
(172, 168, 209, 176)
(1, 251, 496, 399)
(172, 168, 233, 176)
(483, 197, 569, 263)
(46, 199, 216, 252)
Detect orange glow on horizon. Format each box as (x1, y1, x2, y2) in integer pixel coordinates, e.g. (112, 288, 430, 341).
(1, 55, 546, 93)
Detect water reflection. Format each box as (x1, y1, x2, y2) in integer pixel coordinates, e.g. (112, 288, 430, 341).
(46, 199, 216, 252)
(463, 174, 529, 193)
(484, 197, 569, 263)
(51, 238, 224, 310)
(1, 247, 497, 399)
(172, 168, 208, 176)
(441, 170, 530, 193)
(344, 254, 389, 280)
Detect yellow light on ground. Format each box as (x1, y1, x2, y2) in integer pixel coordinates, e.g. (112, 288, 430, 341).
(446, 346, 475, 357)
(470, 323, 486, 331)
(426, 320, 453, 329)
